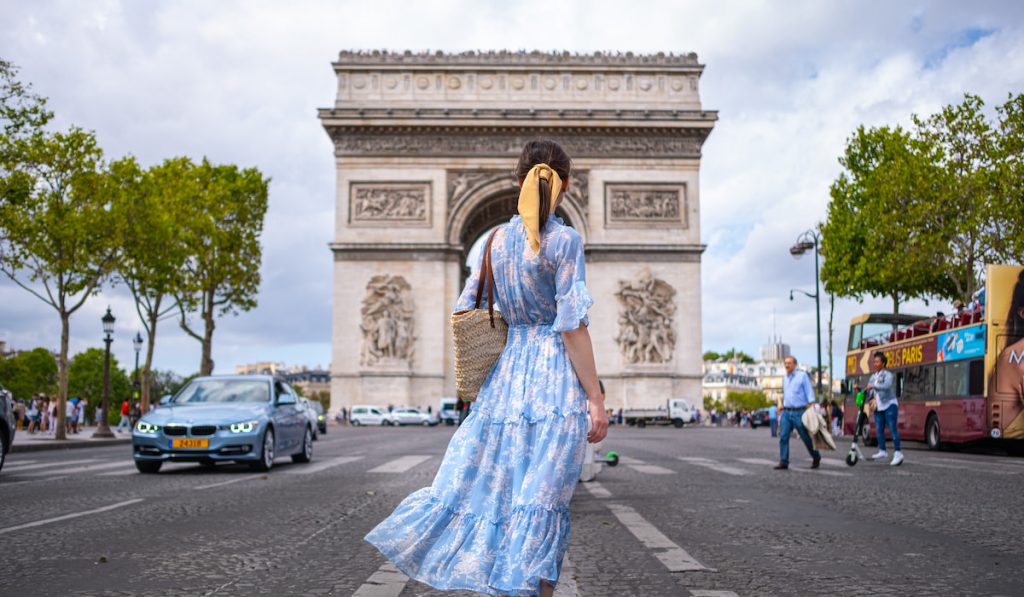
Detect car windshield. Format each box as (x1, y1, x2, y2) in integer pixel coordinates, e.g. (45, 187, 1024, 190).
(172, 379, 270, 404)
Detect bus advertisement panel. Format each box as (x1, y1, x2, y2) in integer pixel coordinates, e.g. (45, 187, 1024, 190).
(985, 264, 1024, 440)
(937, 324, 985, 363)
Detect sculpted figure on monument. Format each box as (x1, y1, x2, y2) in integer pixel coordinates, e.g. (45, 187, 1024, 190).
(352, 185, 428, 223)
(615, 269, 676, 364)
(360, 274, 415, 366)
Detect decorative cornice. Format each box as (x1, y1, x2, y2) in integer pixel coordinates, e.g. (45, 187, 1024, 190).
(334, 50, 702, 70)
(319, 107, 717, 124)
(323, 125, 710, 159)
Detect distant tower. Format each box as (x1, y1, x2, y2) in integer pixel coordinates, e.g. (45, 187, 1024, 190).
(761, 310, 791, 362)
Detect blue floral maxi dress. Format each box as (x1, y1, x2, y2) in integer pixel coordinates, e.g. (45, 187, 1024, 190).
(365, 214, 594, 596)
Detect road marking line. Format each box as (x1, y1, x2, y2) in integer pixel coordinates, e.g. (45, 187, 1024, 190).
(2, 459, 39, 467)
(554, 556, 580, 597)
(678, 457, 749, 476)
(911, 461, 1017, 476)
(368, 455, 432, 474)
(100, 468, 140, 476)
(0, 498, 143, 535)
(691, 591, 740, 596)
(582, 481, 612, 498)
(3, 458, 98, 472)
(618, 456, 646, 464)
(605, 503, 710, 572)
(22, 461, 134, 477)
(0, 476, 69, 487)
(932, 456, 1024, 467)
(352, 561, 409, 597)
(738, 458, 853, 477)
(285, 455, 363, 475)
(628, 464, 676, 475)
(195, 475, 264, 490)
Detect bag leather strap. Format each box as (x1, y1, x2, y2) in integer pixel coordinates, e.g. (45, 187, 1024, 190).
(473, 227, 501, 327)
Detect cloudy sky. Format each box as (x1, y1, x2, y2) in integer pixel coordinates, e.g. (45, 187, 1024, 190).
(2, 0, 1023, 379)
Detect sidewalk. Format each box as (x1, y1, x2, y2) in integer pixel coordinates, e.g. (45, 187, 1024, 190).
(10, 425, 132, 453)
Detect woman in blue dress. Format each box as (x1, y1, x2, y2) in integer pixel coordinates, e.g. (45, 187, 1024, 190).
(365, 140, 608, 596)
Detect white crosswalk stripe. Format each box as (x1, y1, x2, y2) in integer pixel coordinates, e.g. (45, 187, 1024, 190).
(285, 455, 363, 475)
(605, 503, 710, 572)
(678, 457, 750, 476)
(582, 481, 612, 498)
(22, 461, 135, 477)
(352, 562, 408, 597)
(738, 457, 853, 477)
(368, 455, 432, 474)
(4, 458, 98, 472)
(618, 456, 676, 475)
(691, 590, 740, 596)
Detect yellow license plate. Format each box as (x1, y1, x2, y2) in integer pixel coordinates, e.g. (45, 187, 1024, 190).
(172, 438, 209, 449)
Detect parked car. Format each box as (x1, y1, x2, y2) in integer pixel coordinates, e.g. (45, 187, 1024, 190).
(385, 407, 437, 426)
(310, 401, 327, 435)
(131, 375, 313, 474)
(298, 396, 319, 440)
(750, 408, 772, 429)
(349, 405, 387, 426)
(439, 397, 459, 426)
(0, 385, 15, 474)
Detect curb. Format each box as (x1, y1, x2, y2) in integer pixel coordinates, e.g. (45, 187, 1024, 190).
(11, 437, 132, 453)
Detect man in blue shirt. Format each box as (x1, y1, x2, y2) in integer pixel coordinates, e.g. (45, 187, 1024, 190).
(767, 403, 778, 438)
(775, 356, 821, 470)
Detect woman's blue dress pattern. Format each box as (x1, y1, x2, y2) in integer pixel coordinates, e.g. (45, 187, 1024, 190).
(365, 214, 593, 596)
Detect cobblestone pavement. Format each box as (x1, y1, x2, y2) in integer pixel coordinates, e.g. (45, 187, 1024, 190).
(1, 424, 1022, 596)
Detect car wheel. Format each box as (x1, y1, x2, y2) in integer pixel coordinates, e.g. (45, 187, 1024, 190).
(250, 428, 275, 472)
(637, 419, 647, 428)
(292, 427, 313, 464)
(421, 420, 430, 426)
(352, 419, 360, 427)
(926, 415, 941, 451)
(672, 418, 684, 429)
(0, 428, 8, 473)
(135, 460, 162, 474)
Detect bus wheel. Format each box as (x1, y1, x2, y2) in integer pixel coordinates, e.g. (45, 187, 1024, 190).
(637, 419, 647, 428)
(926, 415, 941, 451)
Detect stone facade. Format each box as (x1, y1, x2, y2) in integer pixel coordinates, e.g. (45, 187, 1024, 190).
(319, 50, 716, 414)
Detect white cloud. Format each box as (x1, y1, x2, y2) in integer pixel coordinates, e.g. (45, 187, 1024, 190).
(1, 0, 1022, 378)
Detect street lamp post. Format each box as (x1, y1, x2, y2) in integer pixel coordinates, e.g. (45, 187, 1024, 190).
(133, 331, 143, 406)
(93, 307, 116, 438)
(789, 230, 824, 399)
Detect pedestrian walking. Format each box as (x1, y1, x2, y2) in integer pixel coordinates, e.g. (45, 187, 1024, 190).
(77, 398, 86, 429)
(768, 403, 778, 437)
(116, 400, 131, 433)
(774, 356, 821, 470)
(831, 399, 844, 437)
(365, 140, 606, 597)
(866, 352, 904, 466)
(48, 398, 58, 435)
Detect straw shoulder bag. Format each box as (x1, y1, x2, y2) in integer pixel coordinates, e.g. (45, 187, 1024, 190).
(451, 227, 508, 402)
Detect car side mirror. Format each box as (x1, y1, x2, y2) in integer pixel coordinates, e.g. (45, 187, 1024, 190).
(159, 395, 172, 405)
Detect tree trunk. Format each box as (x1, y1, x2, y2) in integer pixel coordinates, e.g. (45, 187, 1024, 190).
(892, 293, 900, 328)
(200, 289, 215, 375)
(142, 304, 159, 412)
(56, 312, 69, 440)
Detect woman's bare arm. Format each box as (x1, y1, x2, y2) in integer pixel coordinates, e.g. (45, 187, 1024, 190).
(562, 324, 608, 442)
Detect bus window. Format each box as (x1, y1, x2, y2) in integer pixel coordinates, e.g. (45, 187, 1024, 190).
(968, 359, 984, 396)
(849, 324, 863, 351)
(904, 366, 932, 400)
(896, 371, 904, 398)
(944, 362, 967, 397)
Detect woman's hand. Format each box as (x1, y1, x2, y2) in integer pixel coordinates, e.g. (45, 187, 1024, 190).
(587, 399, 608, 443)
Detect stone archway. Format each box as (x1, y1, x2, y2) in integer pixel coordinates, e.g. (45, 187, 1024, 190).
(320, 50, 715, 412)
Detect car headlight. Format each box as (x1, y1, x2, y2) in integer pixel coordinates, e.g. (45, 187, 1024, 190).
(230, 420, 260, 433)
(135, 421, 159, 433)
(317, 415, 324, 420)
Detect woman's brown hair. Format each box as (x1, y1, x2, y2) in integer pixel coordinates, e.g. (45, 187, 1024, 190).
(514, 140, 572, 234)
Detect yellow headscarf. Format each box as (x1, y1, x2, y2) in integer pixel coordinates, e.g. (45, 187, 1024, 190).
(517, 163, 563, 254)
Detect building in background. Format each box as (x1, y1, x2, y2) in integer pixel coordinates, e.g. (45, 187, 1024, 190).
(234, 362, 287, 376)
(702, 338, 833, 404)
(701, 372, 760, 404)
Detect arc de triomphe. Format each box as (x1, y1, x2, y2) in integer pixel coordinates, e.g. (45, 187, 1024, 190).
(318, 50, 716, 412)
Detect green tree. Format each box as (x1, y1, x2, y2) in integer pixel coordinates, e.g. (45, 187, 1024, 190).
(719, 348, 755, 364)
(148, 369, 186, 401)
(724, 389, 771, 412)
(821, 125, 950, 315)
(176, 160, 269, 375)
(68, 347, 131, 425)
(0, 127, 119, 439)
(114, 156, 195, 411)
(0, 348, 57, 400)
(702, 351, 721, 362)
(0, 59, 52, 169)
(993, 93, 1024, 262)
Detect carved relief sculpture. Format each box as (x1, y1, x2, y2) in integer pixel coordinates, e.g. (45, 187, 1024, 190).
(360, 275, 415, 367)
(605, 184, 686, 227)
(615, 270, 676, 364)
(350, 182, 430, 226)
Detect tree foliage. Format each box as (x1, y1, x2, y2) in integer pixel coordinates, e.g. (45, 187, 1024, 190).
(703, 348, 756, 363)
(0, 348, 57, 400)
(724, 390, 772, 412)
(68, 347, 131, 423)
(176, 160, 269, 375)
(822, 93, 1024, 309)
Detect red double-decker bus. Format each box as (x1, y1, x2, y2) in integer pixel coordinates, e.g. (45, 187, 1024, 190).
(842, 265, 1024, 453)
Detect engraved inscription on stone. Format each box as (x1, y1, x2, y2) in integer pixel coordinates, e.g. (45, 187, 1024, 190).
(605, 184, 686, 228)
(615, 269, 676, 364)
(360, 274, 415, 367)
(350, 182, 430, 226)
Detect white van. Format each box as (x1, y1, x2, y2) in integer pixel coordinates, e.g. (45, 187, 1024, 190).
(349, 405, 387, 426)
(439, 397, 459, 426)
